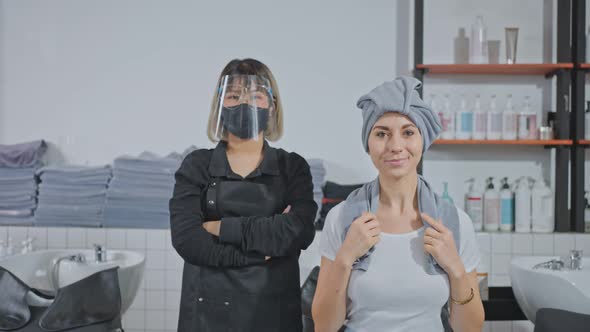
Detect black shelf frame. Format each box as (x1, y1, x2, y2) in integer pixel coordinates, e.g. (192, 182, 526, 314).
(413, 0, 581, 233)
(571, 0, 586, 233)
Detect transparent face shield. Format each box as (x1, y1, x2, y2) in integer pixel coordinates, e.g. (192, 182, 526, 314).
(212, 75, 274, 141)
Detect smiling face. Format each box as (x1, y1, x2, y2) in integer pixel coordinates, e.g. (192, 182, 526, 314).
(367, 112, 423, 180)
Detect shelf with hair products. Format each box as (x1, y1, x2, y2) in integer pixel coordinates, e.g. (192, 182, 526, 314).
(434, 139, 572, 146)
(413, 0, 576, 235)
(412, 0, 584, 323)
(415, 63, 573, 77)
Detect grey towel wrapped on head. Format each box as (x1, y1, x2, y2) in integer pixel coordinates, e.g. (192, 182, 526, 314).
(356, 76, 441, 152)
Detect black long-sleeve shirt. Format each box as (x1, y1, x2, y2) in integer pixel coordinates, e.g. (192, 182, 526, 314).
(169, 140, 317, 331)
(169, 140, 317, 266)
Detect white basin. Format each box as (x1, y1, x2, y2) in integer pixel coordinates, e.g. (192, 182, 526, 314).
(510, 255, 590, 322)
(0, 249, 145, 315)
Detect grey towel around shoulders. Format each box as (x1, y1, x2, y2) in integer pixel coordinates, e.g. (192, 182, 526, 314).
(341, 175, 460, 275)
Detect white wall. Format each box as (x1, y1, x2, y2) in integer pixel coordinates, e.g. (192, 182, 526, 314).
(0, 0, 575, 196)
(0, 0, 402, 183)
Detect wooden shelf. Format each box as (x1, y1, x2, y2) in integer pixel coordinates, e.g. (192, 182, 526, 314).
(578, 140, 590, 145)
(579, 64, 590, 69)
(434, 139, 572, 146)
(416, 63, 573, 75)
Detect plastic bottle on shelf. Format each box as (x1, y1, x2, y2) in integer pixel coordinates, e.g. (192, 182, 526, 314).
(472, 94, 487, 140)
(515, 177, 532, 233)
(465, 178, 483, 231)
(483, 177, 500, 232)
(0, 240, 5, 258)
(518, 96, 538, 140)
(502, 94, 518, 140)
(455, 95, 473, 139)
(441, 181, 454, 205)
(499, 177, 514, 232)
(440, 94, 455, 139)
(585, 191, 590, 233)
(487, 95, 502, 140)
(531, 176, 554, 233)
(585, 101, 590, 140)
(470, 16, 488, 64)
(430, 94, 441, 127)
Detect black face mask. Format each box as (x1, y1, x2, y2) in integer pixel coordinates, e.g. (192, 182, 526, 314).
(220, 104, 270, 139)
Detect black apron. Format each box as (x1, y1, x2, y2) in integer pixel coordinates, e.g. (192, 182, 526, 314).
(178, 176, 303, 332)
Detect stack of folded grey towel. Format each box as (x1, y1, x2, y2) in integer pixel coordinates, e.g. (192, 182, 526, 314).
(103, 148, 196, 229)
(35, 165, 112, 227)
(0, 140, 47, 226)
(307, 159, 326, 221)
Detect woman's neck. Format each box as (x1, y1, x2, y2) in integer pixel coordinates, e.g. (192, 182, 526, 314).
(226, 134, 264, 155)
(378, 172, 419, 215)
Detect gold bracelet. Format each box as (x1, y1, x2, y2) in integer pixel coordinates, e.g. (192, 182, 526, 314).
(451, 287, 474, 305)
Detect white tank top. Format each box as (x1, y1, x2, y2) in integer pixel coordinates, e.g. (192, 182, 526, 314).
(345, 227, 449, 331)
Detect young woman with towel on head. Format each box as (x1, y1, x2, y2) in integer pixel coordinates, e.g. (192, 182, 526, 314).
(312, 77, 485, 332)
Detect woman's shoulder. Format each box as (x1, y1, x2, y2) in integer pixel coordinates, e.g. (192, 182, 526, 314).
(272, 146, 306, 163)
(270, 145, 312, 175)
(452, 207, 472, 228)
(321, 202, 347, 239)
(177, 148, 214, 173)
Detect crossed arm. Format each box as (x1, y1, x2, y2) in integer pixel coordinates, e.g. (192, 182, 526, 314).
(169, 152, 317, 267)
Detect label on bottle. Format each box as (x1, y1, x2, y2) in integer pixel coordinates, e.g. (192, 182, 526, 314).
(489, 113, 502, 132)
(518, 114, 529, 139)
(484, 198, 500, 227)
(527, 114, 538, 139)
(501, 198, 514, 225)
(438, 111, 454, 134)
(466, 197, 483, 225)
(474, 113, 487, 133)
(503, 113, 517, 134)
(515, 191, 531, 232)
(460, 112, 473, 132)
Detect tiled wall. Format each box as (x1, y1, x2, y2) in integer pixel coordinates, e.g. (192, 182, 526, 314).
(1, 226, 589, 332)
(0, 226, 182, 332)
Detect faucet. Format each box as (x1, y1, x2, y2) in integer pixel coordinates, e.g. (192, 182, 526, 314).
(68, 253, 86, 263)
(94, 244, 107, 263)
(51, 253, 86, 292)
(569, 250, 583, 270)
(533, 259, 564, 270)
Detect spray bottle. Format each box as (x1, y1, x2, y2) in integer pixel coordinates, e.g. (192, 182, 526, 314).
(483, 177, 500, 231)
(441, 181, 454, 205)
(499, 177, 514, 232)
(465, 178, 483, 231)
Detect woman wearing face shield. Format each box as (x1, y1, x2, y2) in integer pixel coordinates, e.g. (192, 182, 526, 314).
(169, 58, 317, 332)
(311, 77, 485, 332)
